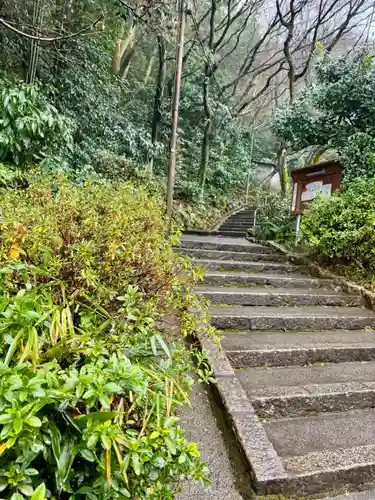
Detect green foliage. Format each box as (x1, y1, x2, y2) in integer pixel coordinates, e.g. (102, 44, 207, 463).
(0, 172, 215, 498)
(0, 81, 72, 167)
(274, 53, 375, 181)
(253, 188, 295, 243)
(301, 177, 375, 275)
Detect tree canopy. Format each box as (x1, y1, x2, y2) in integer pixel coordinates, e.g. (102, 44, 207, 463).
(274, 52, 375, 181)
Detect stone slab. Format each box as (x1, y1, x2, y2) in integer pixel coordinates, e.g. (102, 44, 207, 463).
(283, 445, 375, 496)
(197, 259, 302, 274)
(209, 306, 375, 330)
(251, 382, 375, 418)
(264, 408, 375, 457)
(178, 248, 287, 262)
(323, 489, 375, 499)
(203, 272, 333, 289)
(229, 346, 375, 368)
(196, 286, 361, 307)
(237, 361, 375, 391)
(222, 329, 375, 350)
(180, 235, 273, 253)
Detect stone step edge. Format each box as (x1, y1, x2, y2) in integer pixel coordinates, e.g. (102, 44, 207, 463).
(320, 488, 375, 499)
(284, 444, 375, 496)
(226, 345, 375, 368)
(250, 381, 375, 419)
(177, 248, 285, 261)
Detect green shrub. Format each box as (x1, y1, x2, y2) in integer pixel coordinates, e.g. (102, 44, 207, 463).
(0, 172, 213, 499)
(253, 188, 296, 243)
(301, 177, 375, 275)
(0, 81, 72, 167)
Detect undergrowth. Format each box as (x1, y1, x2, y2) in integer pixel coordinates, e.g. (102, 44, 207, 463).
(0, 172, 219, 499)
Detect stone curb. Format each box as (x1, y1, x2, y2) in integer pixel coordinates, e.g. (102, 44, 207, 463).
(256, 239, 375, 312)
(200, 336, 289, 494)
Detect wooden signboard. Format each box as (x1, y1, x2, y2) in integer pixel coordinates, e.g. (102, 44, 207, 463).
(291, 161, 342, 216)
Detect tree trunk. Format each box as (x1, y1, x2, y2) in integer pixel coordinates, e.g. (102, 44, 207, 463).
(144, 51, 155, 85)
(112, 24, 137, 77)
(198, 0, 216, 197)
(199, 117, 212, 193)
(149, 36, 166, 173)
(199, 72, 213, 197)
(277, 147, 289, 196)
(27, 0, 45, 84)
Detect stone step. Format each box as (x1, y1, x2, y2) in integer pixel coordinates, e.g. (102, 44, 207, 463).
(227, 212, 256, 218)
(178, 248, 288, 262)
(208, 306, 375, 330)
(219, 225, 254, 231)
(196, 286, 360, 307)
(220, 221, 255, 227)
(253, 381, 375, 419)
(203, 271, 333, 288)
(238, 360, 375, 394)
(237, 360, 375, 418)
(285, 441, 375, 495)
(267, 409, 375, 495)
(180, 235, 273, 253)
(218, 230, 248, 237)
(222, 330, 375, 367)
(223, 216, 255, 221)
(321, 489, 375, 499)
(195, 259, 302, 274)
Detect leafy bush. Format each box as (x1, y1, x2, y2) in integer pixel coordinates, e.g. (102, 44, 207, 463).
(0, 81, 72, 167)
(301, 177, 375, 275)
(0, 172, 213, 499)
(253, 188, 296, 243)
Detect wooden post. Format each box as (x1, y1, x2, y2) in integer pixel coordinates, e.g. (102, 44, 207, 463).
(245, 119, 255, 205)
(166, 0, 186, 222)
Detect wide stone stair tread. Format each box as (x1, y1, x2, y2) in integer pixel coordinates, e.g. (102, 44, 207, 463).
(220, 223, 255, 229)
(222, 330, 375, 367)
(321, 489, 375, 499)
(178, 248, 287, 262)
(237, 360, 375, 418)
(181, 234, 267, 249)
(285, 443, 375, 479)
(203, 271, 333, 288)
(209, 305, 375, 316)
(195, 258, 302, 273)
(209, 305, 375, 330)
(222, 329, 375, 350)
(265, 408, 375, 457)
(218, 230, 248, 236)
(195, 286, 360, 307)
(237, 361, 375, 392)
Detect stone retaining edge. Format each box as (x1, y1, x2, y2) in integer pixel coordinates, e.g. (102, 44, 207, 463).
(200, 336, 289, 494)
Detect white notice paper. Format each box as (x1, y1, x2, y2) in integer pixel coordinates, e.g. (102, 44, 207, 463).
(301, 181, 323, 202)
(321, 184, 332, 197)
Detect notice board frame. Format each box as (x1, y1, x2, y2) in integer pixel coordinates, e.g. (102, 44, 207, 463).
(291, 161, 342, 216)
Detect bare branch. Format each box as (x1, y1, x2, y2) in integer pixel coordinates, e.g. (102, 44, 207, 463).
(0, 15, 103, 42)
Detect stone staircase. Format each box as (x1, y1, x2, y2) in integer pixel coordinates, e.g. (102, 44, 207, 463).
(184, 207, 257, 238)
(217, 207, 257, 237)
(180, 232, 375, 498)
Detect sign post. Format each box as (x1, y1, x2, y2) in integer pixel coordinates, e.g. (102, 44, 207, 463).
(291, 161, 342, 234)
(291, 161, 342, 219)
